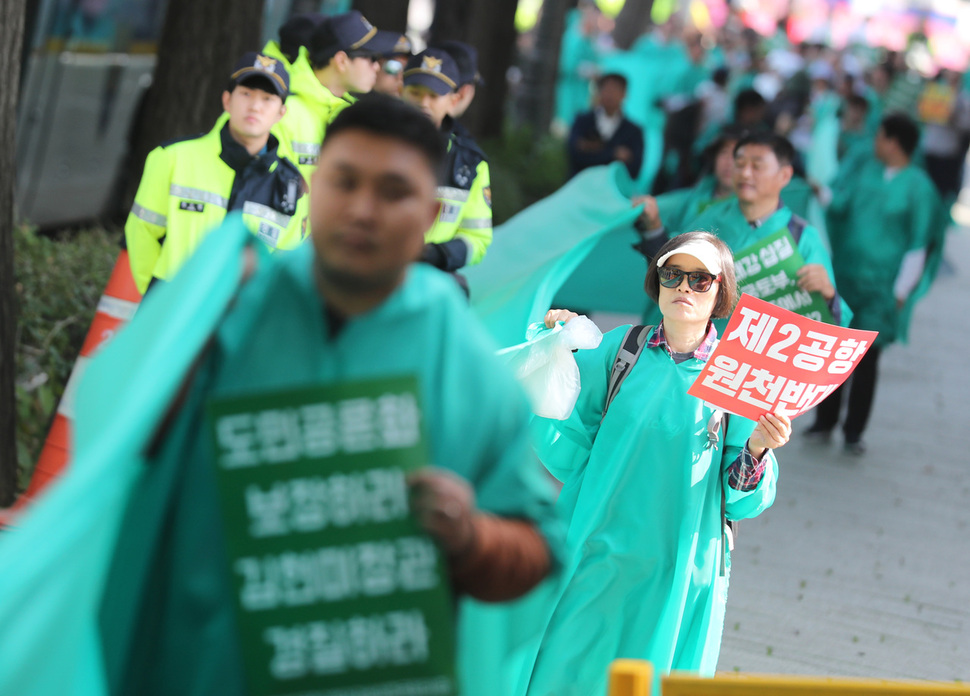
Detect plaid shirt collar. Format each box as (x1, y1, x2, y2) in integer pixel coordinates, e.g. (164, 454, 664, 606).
(647, 321, 719, 361)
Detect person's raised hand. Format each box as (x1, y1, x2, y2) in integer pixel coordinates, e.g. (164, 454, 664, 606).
(544, 309, 579, 328)
(748, 412, 792, 456)
(796, 264, 836, 300)
(631, 195, 662, 231)
(614, 146, 633, 162)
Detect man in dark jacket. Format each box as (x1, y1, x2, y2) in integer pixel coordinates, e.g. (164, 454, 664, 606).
(567, 72, 644, 179)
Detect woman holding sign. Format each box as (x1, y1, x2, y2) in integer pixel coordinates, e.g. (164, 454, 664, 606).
(525, 232, 791, 696)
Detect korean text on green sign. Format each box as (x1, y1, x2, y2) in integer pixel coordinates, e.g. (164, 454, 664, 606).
(733, 229, 835, 324)
(208, 376, 457, 696)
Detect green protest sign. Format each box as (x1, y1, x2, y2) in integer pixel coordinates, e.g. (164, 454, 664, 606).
(733, 229, 836, 324)
(208, 376, 457, 696)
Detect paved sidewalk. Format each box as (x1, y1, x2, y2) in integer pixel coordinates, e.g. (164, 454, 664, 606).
(718, 226, 970, 682)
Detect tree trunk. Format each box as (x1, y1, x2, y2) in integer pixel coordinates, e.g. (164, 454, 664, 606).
(122, 0, 266, 211)
(352, 0, 410, 34)
(429, 0, 471, 44)
(0, 0, 27, 505)
(611, 0, 654, 51)
(519, 0, 570, 136)
(462, 0, 519, 140)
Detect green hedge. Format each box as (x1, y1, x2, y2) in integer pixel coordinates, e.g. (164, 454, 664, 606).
(14, 225, 119, 487)
(481, 126, 568, 226)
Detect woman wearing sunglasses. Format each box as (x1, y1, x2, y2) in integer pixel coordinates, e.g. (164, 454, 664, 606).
(524, 231, 792, 696)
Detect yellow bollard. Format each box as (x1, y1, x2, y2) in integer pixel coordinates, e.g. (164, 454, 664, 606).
(609, 659, 655, 696)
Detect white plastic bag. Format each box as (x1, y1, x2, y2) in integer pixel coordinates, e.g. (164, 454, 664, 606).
(497, 316, 603, 420)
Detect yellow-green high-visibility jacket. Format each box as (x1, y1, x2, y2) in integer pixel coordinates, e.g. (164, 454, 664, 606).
(260, 41, 305, 171)
(125, 117, 309, 294)
(264, 42, 354, 183)
(424, 132, 492, 271)
(260, 39, 296, 75)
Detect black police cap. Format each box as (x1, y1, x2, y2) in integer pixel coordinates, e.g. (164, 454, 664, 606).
(278, 14, 326, 62)
(229, 52, 289, 98)
(430, 39, 482, 86)
(309, 10, 397, 64)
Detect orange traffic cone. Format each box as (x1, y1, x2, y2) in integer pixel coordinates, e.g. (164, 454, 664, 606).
(1, 250, 142, 526)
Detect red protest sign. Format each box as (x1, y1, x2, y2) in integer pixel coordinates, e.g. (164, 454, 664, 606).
(688, 294, 879, 421)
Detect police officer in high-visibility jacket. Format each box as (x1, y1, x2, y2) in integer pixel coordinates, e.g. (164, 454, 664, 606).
(126, 52, 308, 294)
(431, 39, 482, 142)
(402, 48, 492, 272)
(264, 11, 396, 183)
(373, 33, 412, 97)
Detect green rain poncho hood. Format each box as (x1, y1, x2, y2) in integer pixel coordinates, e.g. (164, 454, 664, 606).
(524, 326, 778, 696)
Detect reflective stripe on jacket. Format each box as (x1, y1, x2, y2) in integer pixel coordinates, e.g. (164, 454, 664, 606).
(425, 132, 493, 269)
(265, 43, 354, 183)
(125, 116, 308, 293)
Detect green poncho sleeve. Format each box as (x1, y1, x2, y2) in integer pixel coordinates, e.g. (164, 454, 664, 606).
(721, 415, 778, 521)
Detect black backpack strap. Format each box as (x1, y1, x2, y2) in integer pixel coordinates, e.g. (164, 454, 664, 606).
(602, 325, 653, 421)
(707, 409, 740, 576)
(786, 212, 843, 324)
(710, 410, 739, 577)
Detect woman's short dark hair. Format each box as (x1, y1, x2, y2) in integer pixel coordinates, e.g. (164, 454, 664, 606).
(644, 231, 738, 319)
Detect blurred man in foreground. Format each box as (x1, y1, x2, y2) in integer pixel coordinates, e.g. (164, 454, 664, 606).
(4, 94, 560, 696)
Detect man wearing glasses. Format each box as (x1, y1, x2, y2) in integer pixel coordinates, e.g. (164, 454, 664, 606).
(374, 33, 412, 97)
(271, 10, 396, 183)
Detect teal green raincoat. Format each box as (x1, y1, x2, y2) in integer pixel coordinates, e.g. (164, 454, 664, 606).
(556, 10, 599, 128)
(825, 156, 947, 345)
(655, 176, 721, 233)
(525, 326, 778, 696)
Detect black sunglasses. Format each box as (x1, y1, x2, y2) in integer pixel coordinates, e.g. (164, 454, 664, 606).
(658, 266, 720, 292)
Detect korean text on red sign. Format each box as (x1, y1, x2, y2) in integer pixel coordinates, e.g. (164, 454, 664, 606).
(688, 294, 878, 421)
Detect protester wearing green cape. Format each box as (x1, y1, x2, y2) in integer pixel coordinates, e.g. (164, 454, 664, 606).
(525, 233, 790, 696)
(806, 113, 946, 454)
(555, 4, 602, 130)
(638, 132, 851, 332)
(0, 95, 562, 696)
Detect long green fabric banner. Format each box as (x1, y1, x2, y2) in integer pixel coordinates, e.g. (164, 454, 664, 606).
(467, 163, 645, 347)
